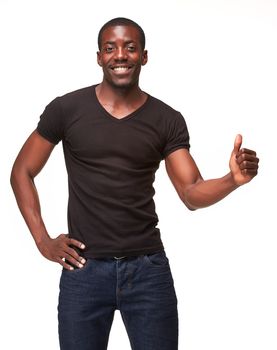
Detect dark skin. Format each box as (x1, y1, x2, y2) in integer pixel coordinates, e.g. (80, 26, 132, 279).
(10, 25, 259, 270)
(96, 25, 148, 118)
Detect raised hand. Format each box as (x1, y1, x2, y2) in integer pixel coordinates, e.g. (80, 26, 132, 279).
(229, 134, 259, 186)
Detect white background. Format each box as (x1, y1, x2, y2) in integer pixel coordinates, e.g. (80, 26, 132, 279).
(1, 0, 276, 349)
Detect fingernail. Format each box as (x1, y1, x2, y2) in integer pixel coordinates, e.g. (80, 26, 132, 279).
(70, 266, 74, 270)
(79, 263, 84, 268)
(81, 258, 86, 264)
(80, 244, 85, 249)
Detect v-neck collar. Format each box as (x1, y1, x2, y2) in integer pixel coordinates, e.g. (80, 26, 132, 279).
(92, 85, 150, 122)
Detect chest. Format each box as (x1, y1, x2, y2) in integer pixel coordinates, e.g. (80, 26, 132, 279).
(63, 112, 164, 166)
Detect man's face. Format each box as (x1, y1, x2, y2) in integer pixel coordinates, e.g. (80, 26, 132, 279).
(97, 25, 148, 89)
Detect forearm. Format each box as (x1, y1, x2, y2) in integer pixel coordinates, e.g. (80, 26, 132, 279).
(183, 172, 239, 210)
(10, 168, 50, 246)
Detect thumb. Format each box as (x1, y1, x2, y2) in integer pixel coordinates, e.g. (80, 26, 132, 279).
(233, 134, 242, 156)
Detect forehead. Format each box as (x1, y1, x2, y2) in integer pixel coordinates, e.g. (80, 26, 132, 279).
(101, 25, 141, 46)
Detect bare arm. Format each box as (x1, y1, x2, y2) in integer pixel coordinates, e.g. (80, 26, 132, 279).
(10, 130, 86, 270)
(165, 135, 259, 210)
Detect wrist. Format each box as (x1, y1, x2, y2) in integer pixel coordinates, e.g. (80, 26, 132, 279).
(226, 172, 241, 189)
(35, 232, 51, 248)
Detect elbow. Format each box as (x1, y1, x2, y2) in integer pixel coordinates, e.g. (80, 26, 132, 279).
(10, 164, 17, 190)
(186, 205, 197, 211)
(10, 162, 33, 192)
(10, 165, 22, 193)
(180, 191, 198, 211)
(180, 183, 202, 211)
(183, 199, 198, 211)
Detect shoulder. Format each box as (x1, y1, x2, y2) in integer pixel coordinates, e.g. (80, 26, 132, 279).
(147, 94, 179, 116)
(57, 85, 95, 107)
(40, 85, 95, 124)
(146, 94, 187, 128)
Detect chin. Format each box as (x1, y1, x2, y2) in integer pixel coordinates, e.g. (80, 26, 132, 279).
(110, 79, 137, 89)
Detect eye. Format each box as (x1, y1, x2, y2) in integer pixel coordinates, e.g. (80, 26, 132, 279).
(103, 46, 114, 53)
(127, 45, 136, 52)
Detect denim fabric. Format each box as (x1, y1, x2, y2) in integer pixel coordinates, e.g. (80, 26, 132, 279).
(58, 251, 178, 349)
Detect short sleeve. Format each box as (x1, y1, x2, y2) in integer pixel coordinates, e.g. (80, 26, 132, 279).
(36, 97, 64, 145)
(162, 112, 190, 159)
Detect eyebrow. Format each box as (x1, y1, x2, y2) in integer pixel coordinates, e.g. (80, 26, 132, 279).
(103, 40, 136, 45)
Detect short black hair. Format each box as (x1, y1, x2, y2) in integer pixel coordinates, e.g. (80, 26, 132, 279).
(98, 17, 146, 51)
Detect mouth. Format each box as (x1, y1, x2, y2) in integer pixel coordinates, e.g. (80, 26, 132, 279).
(111, 65, 132, 73)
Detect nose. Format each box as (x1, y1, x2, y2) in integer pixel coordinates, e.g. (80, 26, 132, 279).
(115, 47, 127, 60)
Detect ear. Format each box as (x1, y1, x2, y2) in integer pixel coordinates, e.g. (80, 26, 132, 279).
(141, 50, 148, 66)
(97, 51, 102, 67)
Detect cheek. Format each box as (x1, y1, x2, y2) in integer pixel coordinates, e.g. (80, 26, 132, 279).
(97, 53, 110, 67)
(100, 60, 110, 69)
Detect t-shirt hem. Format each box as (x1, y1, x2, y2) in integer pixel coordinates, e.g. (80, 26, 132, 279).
(83, 243, 164, 259)
(163, 144, 190, 159)
(36, 127, 59, 145)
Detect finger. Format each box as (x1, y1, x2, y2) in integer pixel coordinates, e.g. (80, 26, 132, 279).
(68, 238, 86, 250)
(233, 134, 242, 156)
(236, 148, 257, 158)
(57, 257, 74, 270)
(65, 246, 86, 264)
(236, 153, 259, 164)
(63, 253, 85, 268)
(239, 160, 259, 170)
(241, 169, 258, 176)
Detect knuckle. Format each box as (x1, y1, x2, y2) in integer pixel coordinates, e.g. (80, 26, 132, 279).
(242, 160, 248, 168)
(237, 156, 243, 164)
(241, 153, 246, 160)
(63, 252, 82, 267)
(64, 253, 74, 261)
(69, 238, 78, 246)
(68, 247, 79, 258)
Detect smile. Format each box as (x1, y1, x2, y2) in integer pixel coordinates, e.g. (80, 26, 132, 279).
(111, 66, 131, 72)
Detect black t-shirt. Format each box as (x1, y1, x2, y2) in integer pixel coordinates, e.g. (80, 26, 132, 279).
(37, 85, 190, 258)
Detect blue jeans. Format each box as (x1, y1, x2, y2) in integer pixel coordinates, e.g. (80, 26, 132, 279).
(58, 251, 178, 349)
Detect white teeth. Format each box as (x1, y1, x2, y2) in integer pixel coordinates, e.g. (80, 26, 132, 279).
(113, 67, 129, 71)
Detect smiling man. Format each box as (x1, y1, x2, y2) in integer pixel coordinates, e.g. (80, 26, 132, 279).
(10, 17, 259, 350)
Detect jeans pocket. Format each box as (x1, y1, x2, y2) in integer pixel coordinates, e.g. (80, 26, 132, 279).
(145, 251, 169, 267)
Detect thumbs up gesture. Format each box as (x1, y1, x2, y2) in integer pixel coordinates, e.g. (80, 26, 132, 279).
(229, 134, 259, 186)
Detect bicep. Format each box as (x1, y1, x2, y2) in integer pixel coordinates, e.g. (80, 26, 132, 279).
(12, 130, 56, 178)
(165, 148, 203, 199)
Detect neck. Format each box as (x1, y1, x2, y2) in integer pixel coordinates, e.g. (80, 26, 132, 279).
(96, 80, 144, 106)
